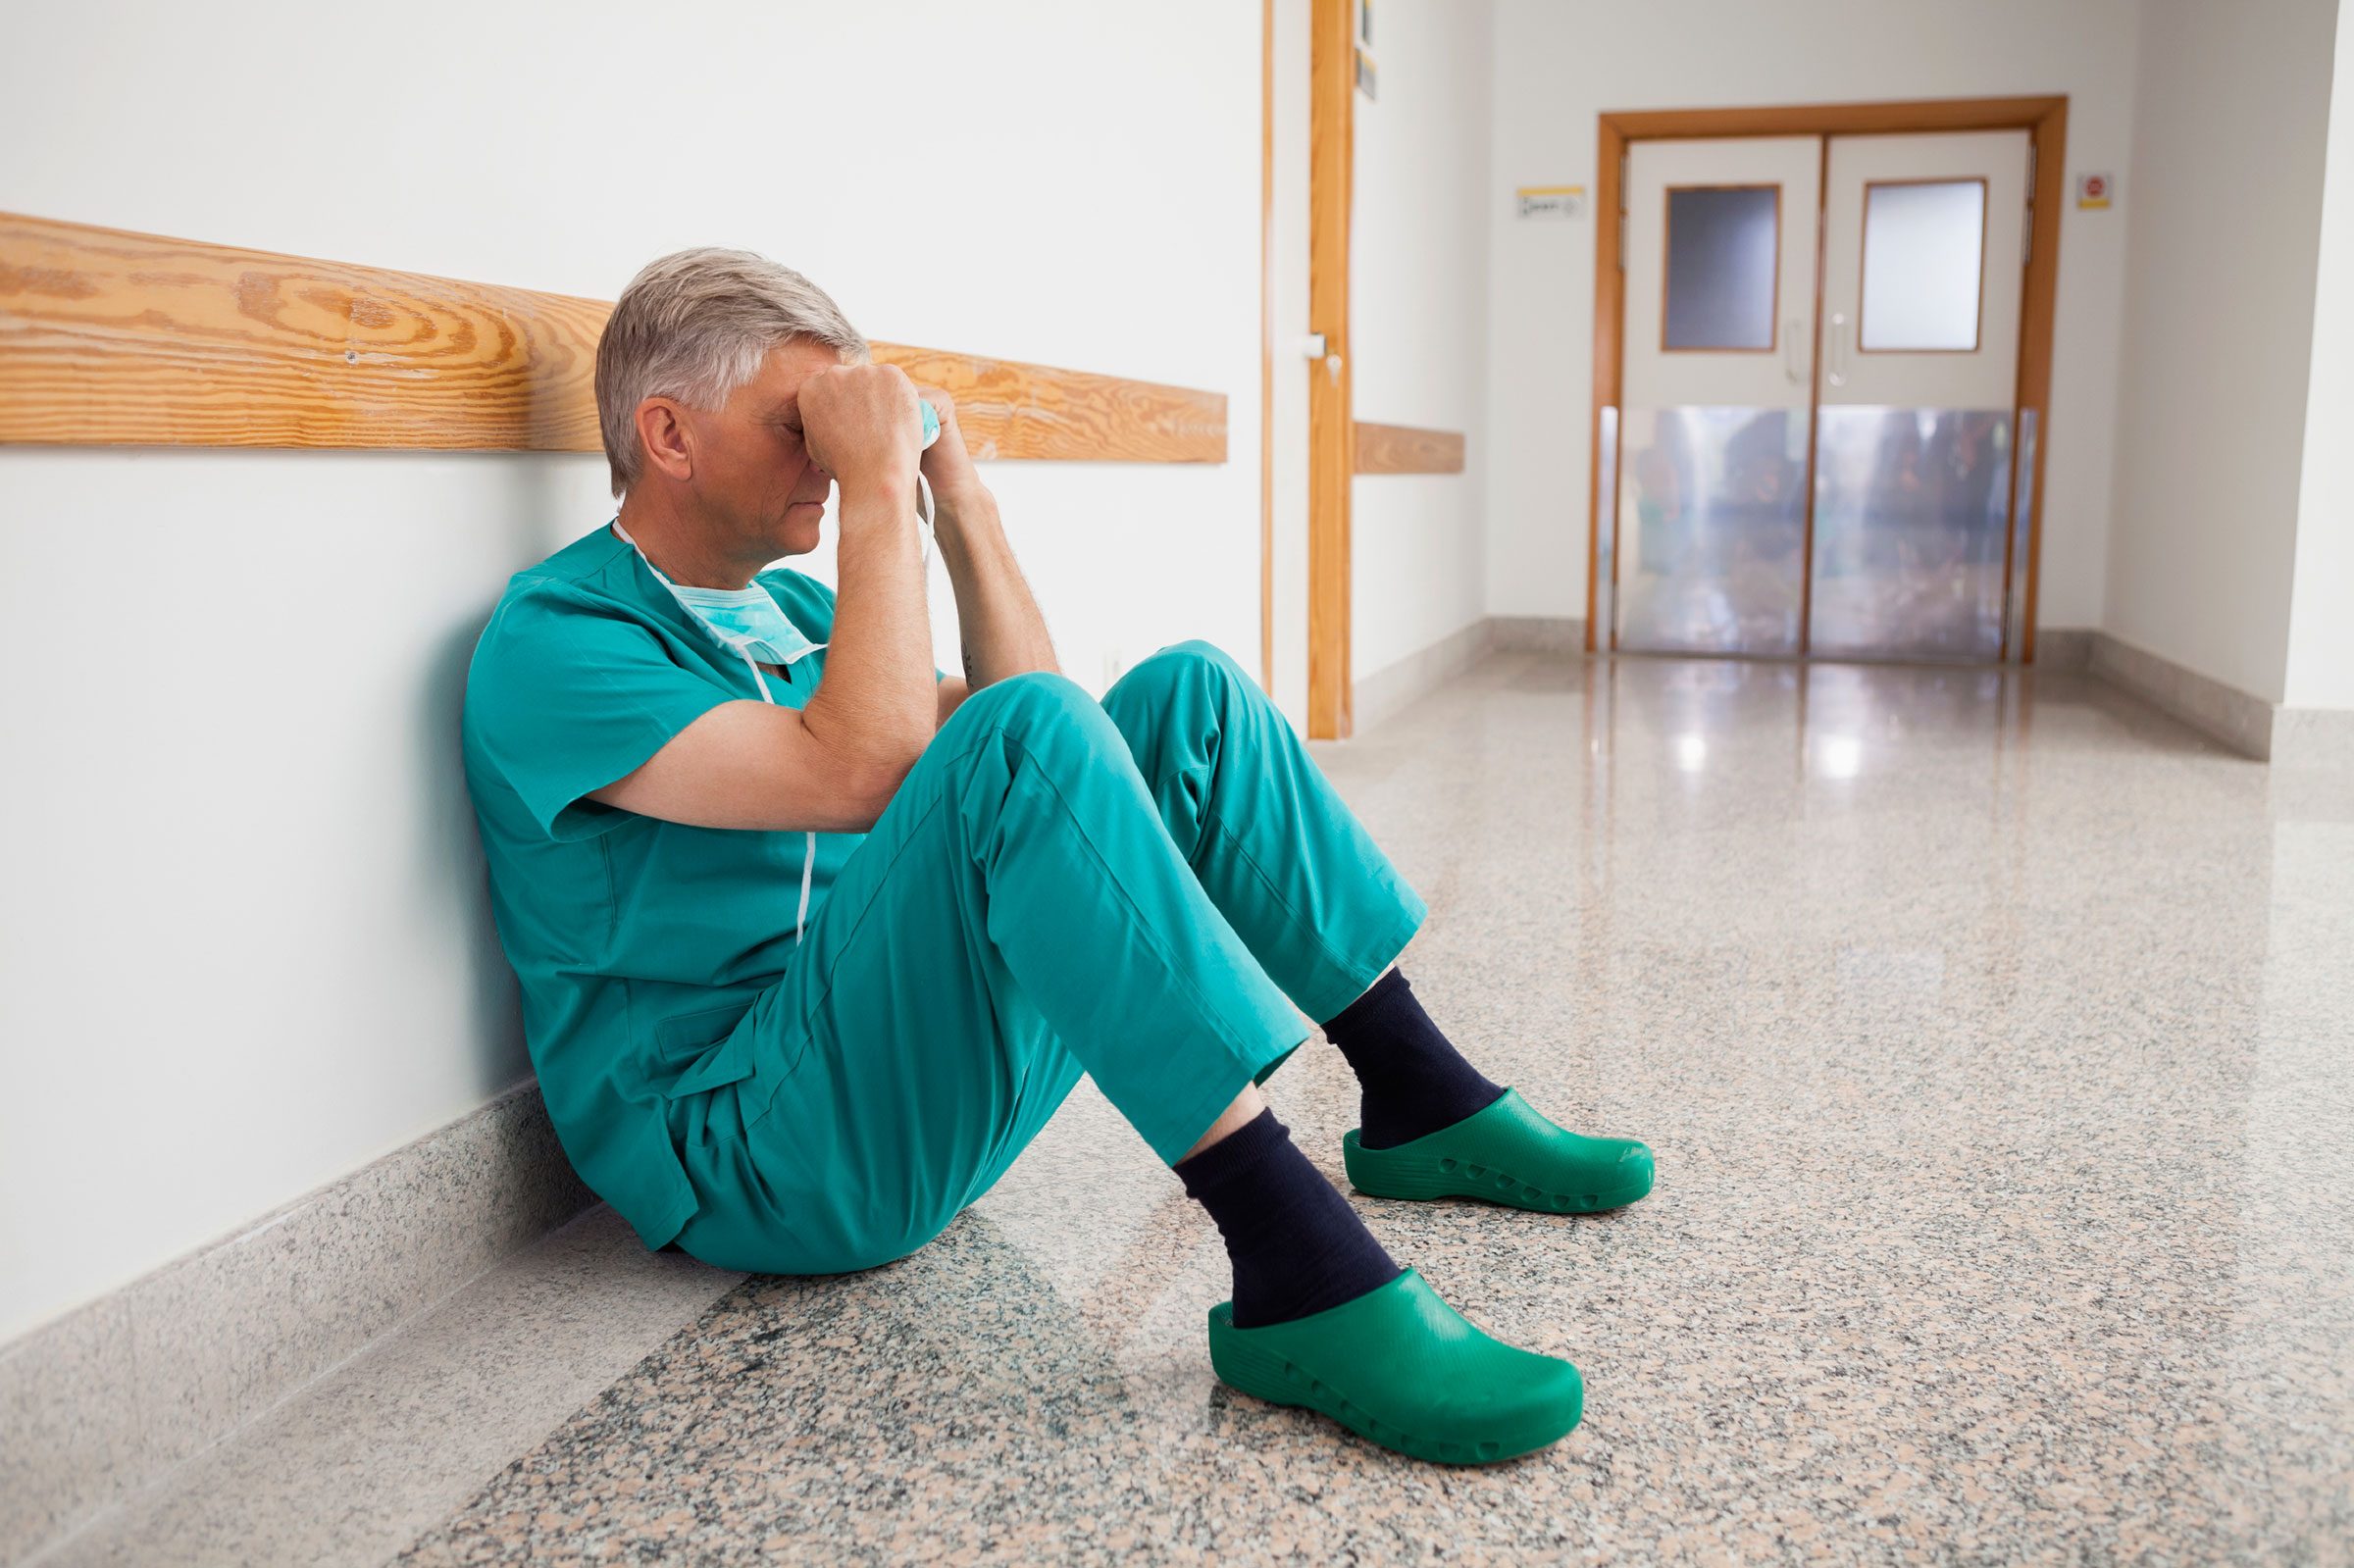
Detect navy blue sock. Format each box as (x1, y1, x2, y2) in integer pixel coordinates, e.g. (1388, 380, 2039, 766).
(1174, 1106, 1403, 1329)
(1320, 968, 1506, 1150)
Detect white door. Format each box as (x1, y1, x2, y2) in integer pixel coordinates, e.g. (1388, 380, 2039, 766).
(1811, 130, 2030, 660)
(1615, 136, 1820, 656)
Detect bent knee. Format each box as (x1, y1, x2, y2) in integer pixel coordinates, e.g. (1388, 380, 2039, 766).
(950, 668, 1097, 725)
(949, 668, 1109, 741)
(1142, 638, 1246, 680)
(1109, 638, 1253, 707)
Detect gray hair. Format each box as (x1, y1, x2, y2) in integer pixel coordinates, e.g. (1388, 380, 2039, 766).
(594, 247, 868, 497)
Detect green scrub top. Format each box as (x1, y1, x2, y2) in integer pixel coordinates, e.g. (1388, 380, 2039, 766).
(460, 521, 941, 1249)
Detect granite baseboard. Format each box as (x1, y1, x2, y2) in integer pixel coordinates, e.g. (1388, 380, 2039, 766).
(1352, 618, 1500, 734)
(1491, 615, 1588, 653)
(2086, 632, 2276, 758)
(2080, 630, 2354, 766)
(1349, 617, 1588, 735)
(2032, 628, 2094, 670)
(0, 1081, 591, 1564)
(2271, 705, 2354, 770)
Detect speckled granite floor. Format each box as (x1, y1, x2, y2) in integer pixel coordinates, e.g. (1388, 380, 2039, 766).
(82, 653, 2354, 1564)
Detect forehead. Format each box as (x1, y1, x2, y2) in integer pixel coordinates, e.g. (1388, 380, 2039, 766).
(742, 338, 856, 405)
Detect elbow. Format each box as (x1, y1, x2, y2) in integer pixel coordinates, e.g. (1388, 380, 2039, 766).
(802, 695, 934, 830)
(838, 735, 928, 830)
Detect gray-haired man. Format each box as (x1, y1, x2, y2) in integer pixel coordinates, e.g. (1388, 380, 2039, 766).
(461, 247, 1651, 1464)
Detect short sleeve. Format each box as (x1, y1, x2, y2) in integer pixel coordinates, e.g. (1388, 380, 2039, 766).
(465, 583, 737, 842)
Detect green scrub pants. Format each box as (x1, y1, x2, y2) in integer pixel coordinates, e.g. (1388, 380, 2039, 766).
(668, 639, 1427, 1276)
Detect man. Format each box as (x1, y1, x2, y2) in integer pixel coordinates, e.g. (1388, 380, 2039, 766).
(461, 248, 1654, 1466)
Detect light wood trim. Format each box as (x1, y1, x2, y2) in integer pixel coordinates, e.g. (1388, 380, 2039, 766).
(1604, 96, 2068, 141)
(0, 211, 1228, 463)
(1588, 95, 2068, 663)
(1353, 422, 1464, 474)
(2015, 100, 2067, 663)
(1307, 0, 1356, 738)
(868, 344, 1223, 464)
(1588, 119, 1626, 651)
(1260, 0, 1276, 693)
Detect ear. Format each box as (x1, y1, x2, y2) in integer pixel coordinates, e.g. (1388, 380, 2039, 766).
(634, 398, 695, 484)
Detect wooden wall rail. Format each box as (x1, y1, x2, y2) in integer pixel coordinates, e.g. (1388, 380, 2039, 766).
(0, 212, 1227, 462)
(1353, 422, 1465, 475)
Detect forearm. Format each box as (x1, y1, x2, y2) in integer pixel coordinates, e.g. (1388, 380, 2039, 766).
(935, 487, 1058, 687)
(799, 481, 937, 771)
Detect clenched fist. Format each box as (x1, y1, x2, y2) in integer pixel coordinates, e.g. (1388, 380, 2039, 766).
(798, 362, 923, 506)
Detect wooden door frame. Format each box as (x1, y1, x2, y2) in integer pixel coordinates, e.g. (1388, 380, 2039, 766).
(1589, 95, 2069, 661)
(1306, 0, 1356, 737)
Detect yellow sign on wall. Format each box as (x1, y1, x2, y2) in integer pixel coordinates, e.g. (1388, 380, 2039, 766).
(1516, 185, 1587, 221)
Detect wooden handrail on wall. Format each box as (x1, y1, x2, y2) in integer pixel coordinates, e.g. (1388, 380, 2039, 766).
(1353, 422, 1464, 475)
(0, 212, 1227, 463)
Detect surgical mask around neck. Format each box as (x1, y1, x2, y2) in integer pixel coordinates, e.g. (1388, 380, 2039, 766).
(614, 523, 823, 668)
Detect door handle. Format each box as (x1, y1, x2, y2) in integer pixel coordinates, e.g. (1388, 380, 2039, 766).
(1826, 313, 1849, 389)
(1783, 319, 1805, 384)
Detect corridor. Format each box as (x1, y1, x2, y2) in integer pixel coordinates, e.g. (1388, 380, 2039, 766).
(54, 654, 2353, 1564)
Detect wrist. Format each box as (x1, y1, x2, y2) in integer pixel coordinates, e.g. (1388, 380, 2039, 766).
(932, 478, 997, 531)
(838, 470, 919, 517)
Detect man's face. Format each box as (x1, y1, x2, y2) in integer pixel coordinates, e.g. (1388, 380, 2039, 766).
(676, 337, 846, 560)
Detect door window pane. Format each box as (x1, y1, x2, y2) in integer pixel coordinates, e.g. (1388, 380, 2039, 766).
(1860, 179, 1986, 351)
(1663, 186, 1779, 351)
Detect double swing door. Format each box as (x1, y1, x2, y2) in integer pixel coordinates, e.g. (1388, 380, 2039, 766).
(1610, 130, 2031, 662)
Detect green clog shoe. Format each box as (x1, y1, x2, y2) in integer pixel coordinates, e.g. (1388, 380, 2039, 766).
(1343, 1087, 1654, 1213)
(1207, 1267, 1583, 1464)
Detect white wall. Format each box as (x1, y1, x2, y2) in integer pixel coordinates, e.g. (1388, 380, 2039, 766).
(2285, 6, 2354, 713)
(0, 0, 1265, 1340)
(1270, 0, 1315, 729)
(1484, 0, 2143, 636)
(1350, 0, 1495, 682)
(2106, 0, 2339, 705)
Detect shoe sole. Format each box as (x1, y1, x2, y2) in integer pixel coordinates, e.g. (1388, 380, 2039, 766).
(1207, 1304, 1583, 1465)
(1345, 1149, 1654, 1213)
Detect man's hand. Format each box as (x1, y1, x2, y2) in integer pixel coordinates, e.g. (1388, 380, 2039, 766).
(800, 363, 924, 507)
(912, 385, 993, 526)
(905, 384, 1057, 690)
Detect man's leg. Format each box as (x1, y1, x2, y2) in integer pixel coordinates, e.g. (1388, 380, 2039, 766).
(671, 669, 1582, 1462)
(1099, 640, 1654, 1213)
(669, 669, 1306, 1277)
(1097, 640, 1427, 1036)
